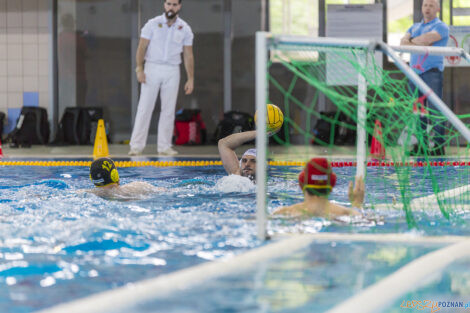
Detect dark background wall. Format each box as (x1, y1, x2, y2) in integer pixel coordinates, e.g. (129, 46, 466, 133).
(171, 0, 262, 142)
(68, 0, 261, 143)
(62, 0, 469, 143)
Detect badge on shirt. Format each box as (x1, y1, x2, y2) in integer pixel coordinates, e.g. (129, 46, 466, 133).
(178, 25, 183, 30)
(158, 23, 162, 28)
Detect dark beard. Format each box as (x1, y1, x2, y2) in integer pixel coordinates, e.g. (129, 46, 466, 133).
(242, 172, 256, 184)
(165, 10, 177, 20)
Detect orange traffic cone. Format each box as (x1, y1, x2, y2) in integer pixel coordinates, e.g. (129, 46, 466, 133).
(370, 119, 385, 159)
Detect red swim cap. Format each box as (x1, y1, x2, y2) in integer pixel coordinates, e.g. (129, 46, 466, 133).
(298, 158, 336, 191)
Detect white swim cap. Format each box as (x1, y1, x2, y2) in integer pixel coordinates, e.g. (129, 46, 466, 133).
(239, 148, 257, 169)
(242, 148, 257, 158)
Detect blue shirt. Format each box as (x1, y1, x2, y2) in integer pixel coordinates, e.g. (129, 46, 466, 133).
(407, 17, 449, 73)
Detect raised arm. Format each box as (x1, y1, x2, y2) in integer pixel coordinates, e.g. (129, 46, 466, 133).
(135, 38, 150, 83)
(218, 130, 257, 175)
(183, 45, 194, 95)
(348, 176, 365, 209)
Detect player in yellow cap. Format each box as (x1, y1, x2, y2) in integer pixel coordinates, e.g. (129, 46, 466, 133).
(87, 157, 165, 199)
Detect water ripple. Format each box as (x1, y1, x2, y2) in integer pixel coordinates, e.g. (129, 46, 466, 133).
(0, 164, 468, 312)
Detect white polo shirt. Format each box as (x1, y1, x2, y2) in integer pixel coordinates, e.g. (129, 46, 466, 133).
(141, 14, 193, 66)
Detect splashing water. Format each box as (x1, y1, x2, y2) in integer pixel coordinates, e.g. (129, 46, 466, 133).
(215, 175, 256, 193)
(0, 164, 469, 312)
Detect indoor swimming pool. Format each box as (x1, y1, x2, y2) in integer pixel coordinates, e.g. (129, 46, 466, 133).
(0, 160, 469, 312)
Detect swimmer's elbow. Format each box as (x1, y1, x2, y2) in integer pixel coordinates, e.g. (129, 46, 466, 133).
(218, 137, 227, 150)
(273, 206, 289, 215)
(80, 188, 97, 195)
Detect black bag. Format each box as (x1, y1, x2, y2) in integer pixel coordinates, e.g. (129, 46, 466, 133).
(311, 111, 356, 145)
(7, 107, 50, 147)
(213, 111, 255, 142)
(55, 107, 103, 145)
(0, 111, 5, 140)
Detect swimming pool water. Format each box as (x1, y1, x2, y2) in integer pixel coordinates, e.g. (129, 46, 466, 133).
(385, 258, 470, 313)
(269, 165, 470, 236)
(0, 162, 469, 312)
(113, 241, 441, 313)
(0, 165, 258, 312)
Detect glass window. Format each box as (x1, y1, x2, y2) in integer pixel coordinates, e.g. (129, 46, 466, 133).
(269, 0, 375, 37)
(445, 0, 470, 26)
(387, 0, 412, 46)
(269, 0, 318, 36)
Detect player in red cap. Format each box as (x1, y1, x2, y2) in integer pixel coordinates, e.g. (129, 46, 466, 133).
(274, 157, 364, 218)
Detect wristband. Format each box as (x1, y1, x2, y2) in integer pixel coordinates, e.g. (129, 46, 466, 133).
(135, 65, 144, 73)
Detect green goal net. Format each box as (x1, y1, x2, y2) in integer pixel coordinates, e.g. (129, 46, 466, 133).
(255, 33, 470, 237)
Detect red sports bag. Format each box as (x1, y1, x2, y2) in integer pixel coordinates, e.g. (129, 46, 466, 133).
(173, 109, 206, 145)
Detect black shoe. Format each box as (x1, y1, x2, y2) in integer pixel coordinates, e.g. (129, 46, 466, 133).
(430, 146, 445, 156)
(9, 142, 31, 148)
(409, 144, 425, 156)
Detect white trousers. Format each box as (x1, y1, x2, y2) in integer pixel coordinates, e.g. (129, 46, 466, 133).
(130, 63, 180, 152)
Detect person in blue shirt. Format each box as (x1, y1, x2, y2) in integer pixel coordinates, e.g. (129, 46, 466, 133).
(400, 0, 449, 156)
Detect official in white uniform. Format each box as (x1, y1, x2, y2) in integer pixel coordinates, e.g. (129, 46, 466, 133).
(129, 0, 194, 156)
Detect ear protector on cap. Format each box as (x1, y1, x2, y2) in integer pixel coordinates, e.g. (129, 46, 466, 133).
(298, 157, 336, 192)
(90, 158, 120, 187)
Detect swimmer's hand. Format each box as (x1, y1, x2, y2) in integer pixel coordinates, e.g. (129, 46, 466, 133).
(348, 176, 365, 209)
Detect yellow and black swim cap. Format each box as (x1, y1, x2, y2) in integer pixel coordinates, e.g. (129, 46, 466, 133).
(90, 158, 120, 187)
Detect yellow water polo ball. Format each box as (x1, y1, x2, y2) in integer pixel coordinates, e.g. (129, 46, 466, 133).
(255, 104, 284, 135)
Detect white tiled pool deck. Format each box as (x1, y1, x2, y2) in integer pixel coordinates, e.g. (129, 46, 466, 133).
(0, 143, 462, 160)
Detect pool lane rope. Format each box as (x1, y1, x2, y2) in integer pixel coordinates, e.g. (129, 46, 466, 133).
(0, 160, 468, 167)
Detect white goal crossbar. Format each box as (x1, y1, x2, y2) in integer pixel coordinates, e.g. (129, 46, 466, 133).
(255, 32, 470, 241)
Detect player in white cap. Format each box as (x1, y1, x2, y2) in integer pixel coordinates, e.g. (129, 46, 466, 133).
(218, 130, 257, 181)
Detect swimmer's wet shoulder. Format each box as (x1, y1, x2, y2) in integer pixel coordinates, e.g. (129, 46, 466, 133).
(273, 158, 365, 219)
(87, 158, 165, 199)
(273, 198, 360, 219)
(86, 181, 165, 200)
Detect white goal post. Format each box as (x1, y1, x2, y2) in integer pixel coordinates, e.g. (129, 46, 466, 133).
(255, 32, 470, 241)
